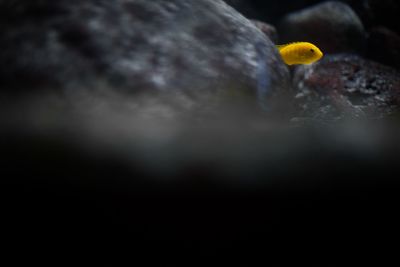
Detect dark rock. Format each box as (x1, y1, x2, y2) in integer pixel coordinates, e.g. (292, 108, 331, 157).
(279, 1, 366, 54)
(226, 0, 400, 34)
(0, 0, 289, 106)
(251, 20, 279, 43)
(293, 54, 400, 121)
(345, 0, 400, 34)
(367, 27, 400, 70)
(225, 0, 324, 23)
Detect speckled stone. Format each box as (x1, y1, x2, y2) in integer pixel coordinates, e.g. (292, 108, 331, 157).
(293, 54, 400, 121)
(0, 0, 289, 105)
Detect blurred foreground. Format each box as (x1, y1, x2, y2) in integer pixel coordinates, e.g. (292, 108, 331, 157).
(1, 90, 399, 264)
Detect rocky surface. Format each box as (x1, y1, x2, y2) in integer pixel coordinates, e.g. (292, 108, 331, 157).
(293, 54, 400, 121)
(279, 1, 366, 54)
(0, 0, 289, 106)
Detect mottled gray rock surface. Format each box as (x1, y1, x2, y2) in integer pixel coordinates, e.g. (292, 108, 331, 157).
(0, 0, 289, 105)
(279, 1, 366, 54)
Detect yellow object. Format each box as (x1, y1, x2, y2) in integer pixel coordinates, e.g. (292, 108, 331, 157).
(277, 42, 323, 65)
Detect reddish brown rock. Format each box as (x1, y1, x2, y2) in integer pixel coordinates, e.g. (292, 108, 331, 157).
(293, 54, 400, 120)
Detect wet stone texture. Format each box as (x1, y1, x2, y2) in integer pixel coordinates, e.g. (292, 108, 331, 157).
(293, 54, 400, 121)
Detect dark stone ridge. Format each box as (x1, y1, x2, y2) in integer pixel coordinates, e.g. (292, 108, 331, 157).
(0, 0, 289, 106)
(279, 1, 366, 55)
(293, 54, 400, 121)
